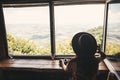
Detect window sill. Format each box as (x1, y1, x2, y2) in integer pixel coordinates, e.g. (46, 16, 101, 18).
(0, 59, 62, 72)
(0, 58, 107, 72)
(104, 57, 120, 80)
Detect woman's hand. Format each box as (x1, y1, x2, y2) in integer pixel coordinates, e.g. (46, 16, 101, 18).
(96, 44, 106, 61)
(59, 59, 67, 71)
(59, 59, 64, 67)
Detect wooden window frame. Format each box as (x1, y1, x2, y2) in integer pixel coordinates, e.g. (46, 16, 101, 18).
(0, 1, 107, 60)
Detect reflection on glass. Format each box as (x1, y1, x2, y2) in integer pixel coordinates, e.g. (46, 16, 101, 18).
(106, 4, 120, 55)
(3, 6, 50, 55)
(55, 5, 104, 55)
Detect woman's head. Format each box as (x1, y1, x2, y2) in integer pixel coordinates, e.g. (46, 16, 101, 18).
(72, 32, 97, 56)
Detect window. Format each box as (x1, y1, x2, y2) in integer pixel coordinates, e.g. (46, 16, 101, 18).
(3, 4, 105, 56)
(55, 4, 105, 55)
(3, 6, 50, 55)
(106, 3, 120, 55)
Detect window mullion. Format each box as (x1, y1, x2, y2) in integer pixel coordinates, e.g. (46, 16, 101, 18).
(49, 1, 55, 59)
(102, 3, 109, 52)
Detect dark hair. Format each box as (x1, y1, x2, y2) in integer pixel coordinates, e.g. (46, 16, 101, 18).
(72, 32, 97, 56)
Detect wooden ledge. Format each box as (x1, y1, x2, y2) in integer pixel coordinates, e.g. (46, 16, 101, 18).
(104, 58, 120, 80)
(0, 59, 62, 72)
(0, 59, 107, 72)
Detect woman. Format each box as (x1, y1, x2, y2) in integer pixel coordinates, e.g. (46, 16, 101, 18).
(59, 32, 106, 80)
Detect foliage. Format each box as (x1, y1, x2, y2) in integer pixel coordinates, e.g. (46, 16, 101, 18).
(56, 40, 74, 55)
(87, 26, 103, 44)
(7, 26, 120, 55)
(88, 26, 120, 55)
(106, 41, 120, 55)
(7, 33, 50, 55)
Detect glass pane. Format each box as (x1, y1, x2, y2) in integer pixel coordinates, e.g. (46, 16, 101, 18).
(106, 3, 120, 55)
(3, 6, 50, 55)
(55, 4, 104, 55)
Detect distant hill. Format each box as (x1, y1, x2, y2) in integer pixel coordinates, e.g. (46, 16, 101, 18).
(6, 24, 120, 55)
(87, 26, 103, 44)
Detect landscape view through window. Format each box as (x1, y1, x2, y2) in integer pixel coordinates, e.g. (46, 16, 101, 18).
(3, 4, 105, 55)
(106, 3, 120, 55)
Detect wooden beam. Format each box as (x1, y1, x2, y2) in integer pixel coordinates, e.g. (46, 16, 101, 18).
(1, 0, 106, 7)
(0, 4, 10, 60)
(1, 0, 49, 4)
(0, 59, 108, 71)
(49, 1, 55, 59)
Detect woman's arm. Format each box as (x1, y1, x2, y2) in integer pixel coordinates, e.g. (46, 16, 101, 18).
(59, 59, 67, 71)
(96, 44, 106, 61)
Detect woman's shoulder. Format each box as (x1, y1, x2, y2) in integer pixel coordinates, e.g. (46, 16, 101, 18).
(69, 56, 99, 64)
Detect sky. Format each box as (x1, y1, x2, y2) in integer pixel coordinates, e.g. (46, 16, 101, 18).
(3, 6, 49, 24)
(3, 4, 104, 25)
(108, 4, 120, 23)
(3, 4, 120, 25)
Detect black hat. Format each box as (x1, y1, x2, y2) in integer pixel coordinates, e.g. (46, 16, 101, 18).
(72, 32, 97, 56)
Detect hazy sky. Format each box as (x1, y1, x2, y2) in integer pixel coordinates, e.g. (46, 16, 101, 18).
(3, 4, 120, 25)
(55, 5, 104, 26)
(3, 6, 49, 24)
(108, 4, 120, 23)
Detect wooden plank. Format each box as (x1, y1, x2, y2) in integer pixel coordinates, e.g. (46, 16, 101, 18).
(0, 59, 60, 70)
(1, 0, 105, 4)
(99, 61, 108, 70)
(0, 4, 10, 60)
(0, 59, 107, 72)
(104, 58, 120, 80)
